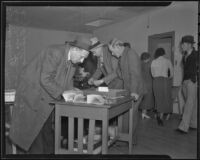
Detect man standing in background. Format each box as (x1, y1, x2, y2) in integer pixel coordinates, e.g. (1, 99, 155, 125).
(176, 35, 198, 134)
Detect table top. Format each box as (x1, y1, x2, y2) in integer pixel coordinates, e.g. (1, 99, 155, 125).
(50, 96, 134, 109)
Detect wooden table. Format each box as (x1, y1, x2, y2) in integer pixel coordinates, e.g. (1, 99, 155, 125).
(51, 96, 137, 154)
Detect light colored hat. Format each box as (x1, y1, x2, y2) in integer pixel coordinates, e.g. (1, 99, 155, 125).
(89, 37, 104, 50)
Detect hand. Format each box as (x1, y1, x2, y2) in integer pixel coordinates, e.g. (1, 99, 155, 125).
(74, 88, 81, 91)
(131, 93, 139, 101)
(88, 78, 94, 85)
(79, 68, 90, 78)
(93, 79, 104, 86)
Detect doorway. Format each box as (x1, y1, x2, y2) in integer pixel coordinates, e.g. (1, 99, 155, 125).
(148, 31, 175, 64)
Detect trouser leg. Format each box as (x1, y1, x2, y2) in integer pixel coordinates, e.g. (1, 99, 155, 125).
(178, 80, 197, 132)
(189, 84, 197, 128)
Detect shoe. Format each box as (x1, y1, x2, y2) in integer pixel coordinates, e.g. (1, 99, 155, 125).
(156, 116, 164, 126)
(165, 114, 171, 120)
(142, 113, 151, 119)
(175, 128, 187, 134)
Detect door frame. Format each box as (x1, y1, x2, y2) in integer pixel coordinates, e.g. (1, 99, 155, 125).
(148, 31, 175, 65)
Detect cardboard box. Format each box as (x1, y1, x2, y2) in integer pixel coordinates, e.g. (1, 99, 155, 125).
(83, 89, 129, 98)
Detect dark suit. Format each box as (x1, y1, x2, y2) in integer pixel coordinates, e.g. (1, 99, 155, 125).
(9, 44, 76, 153)
(92, 45, 123, 89)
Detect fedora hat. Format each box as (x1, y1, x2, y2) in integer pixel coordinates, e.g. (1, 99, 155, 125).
(89, 37, 104, 50)
(69, 36, 92, 51)
(181, 35, 195, 44)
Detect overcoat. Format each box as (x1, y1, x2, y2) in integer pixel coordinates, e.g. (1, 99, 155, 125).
(118, 46, 147, 136)
(92, 45, 123, 89)
(9, 44, 76, 151)
(139, 60, 154, 110)
(119, 46, 147, 95)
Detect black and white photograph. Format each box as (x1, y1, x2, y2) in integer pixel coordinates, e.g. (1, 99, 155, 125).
(1, 1, 199, 159)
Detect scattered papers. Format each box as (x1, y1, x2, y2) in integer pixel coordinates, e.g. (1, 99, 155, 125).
(87, 94, 105, 105)
(62, 90, 85, 103)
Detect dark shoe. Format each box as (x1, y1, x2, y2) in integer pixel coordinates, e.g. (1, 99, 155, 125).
(175, 128, 187, 134)
(157, 117, 164, 126)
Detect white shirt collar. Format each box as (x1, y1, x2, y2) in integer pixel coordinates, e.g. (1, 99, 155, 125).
(68, 48, 71, 61)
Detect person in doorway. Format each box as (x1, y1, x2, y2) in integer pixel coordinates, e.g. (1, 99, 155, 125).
(88, 37, 123, 89)
(9, 36, 91, 154)
(108, 38, 147, 144)
(176, 35, 198, 134)
(151, 48, 173, 126)
(140, 52, 155, 119)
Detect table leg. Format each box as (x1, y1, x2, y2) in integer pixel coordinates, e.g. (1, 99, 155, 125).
(118, 115, 123, 134)
(55, 107, 61, 154)
(102, 118, 108, 154)
(129, 102, 133, 154)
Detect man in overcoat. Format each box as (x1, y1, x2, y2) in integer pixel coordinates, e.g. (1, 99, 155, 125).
(108, 38, 147, 144)
(88, 37, 123, 89)
(9, 36, 91, 154)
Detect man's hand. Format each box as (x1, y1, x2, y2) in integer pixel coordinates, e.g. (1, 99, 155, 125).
(131, 92, 139, 101)
(88, 78, 94, 85)
(74, 88, 81, 91)
(93, 79, 104, 86)
(79, 68, 90, 78)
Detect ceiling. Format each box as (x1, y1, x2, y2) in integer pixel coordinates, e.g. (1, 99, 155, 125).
(6, 5, 169, 33)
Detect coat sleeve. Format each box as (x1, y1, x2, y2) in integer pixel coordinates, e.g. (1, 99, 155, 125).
(128, 49, 144, 95)
(103, 56, 119, 85)
(92, 60, 103, 80)
(40, 48, 64, 99)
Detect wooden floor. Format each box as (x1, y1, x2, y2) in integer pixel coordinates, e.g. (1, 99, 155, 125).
(108, 113, 197, 159)
(5, 113, 197, 158)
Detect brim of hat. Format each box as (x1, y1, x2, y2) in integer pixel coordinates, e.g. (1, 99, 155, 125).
(181, 41, 195, 44)
(90, 44, 104, 51)
(69, 42, 90, 51)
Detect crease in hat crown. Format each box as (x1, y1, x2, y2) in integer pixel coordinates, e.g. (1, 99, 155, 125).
(90, 37, 103, 50)
(70, 36, 91, 51)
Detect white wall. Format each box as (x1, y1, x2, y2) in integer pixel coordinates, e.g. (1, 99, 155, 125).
(93, 1, 198, 113)
(25, 26, 91, 64)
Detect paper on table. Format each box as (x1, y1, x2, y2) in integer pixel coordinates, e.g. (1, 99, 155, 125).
(62, 90, 83, 102)
(87, 94, 105, 105)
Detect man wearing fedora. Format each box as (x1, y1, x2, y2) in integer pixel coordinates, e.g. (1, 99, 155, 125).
(9, 36, 91, 154)
(176, 35, 198, 134)
(88, 37, 123, 89)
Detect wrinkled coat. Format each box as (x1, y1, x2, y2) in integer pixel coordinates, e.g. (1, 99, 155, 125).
(118, 46, 147, 96)
(119, 47, 147, 135)
(140, 61, 154, 109)
(92, 45, 123, 89)
(9, 44, 76, 151)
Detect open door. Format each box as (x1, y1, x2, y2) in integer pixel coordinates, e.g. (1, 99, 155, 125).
(148, 31, 175, 92)
(148, 31, 175, 64)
